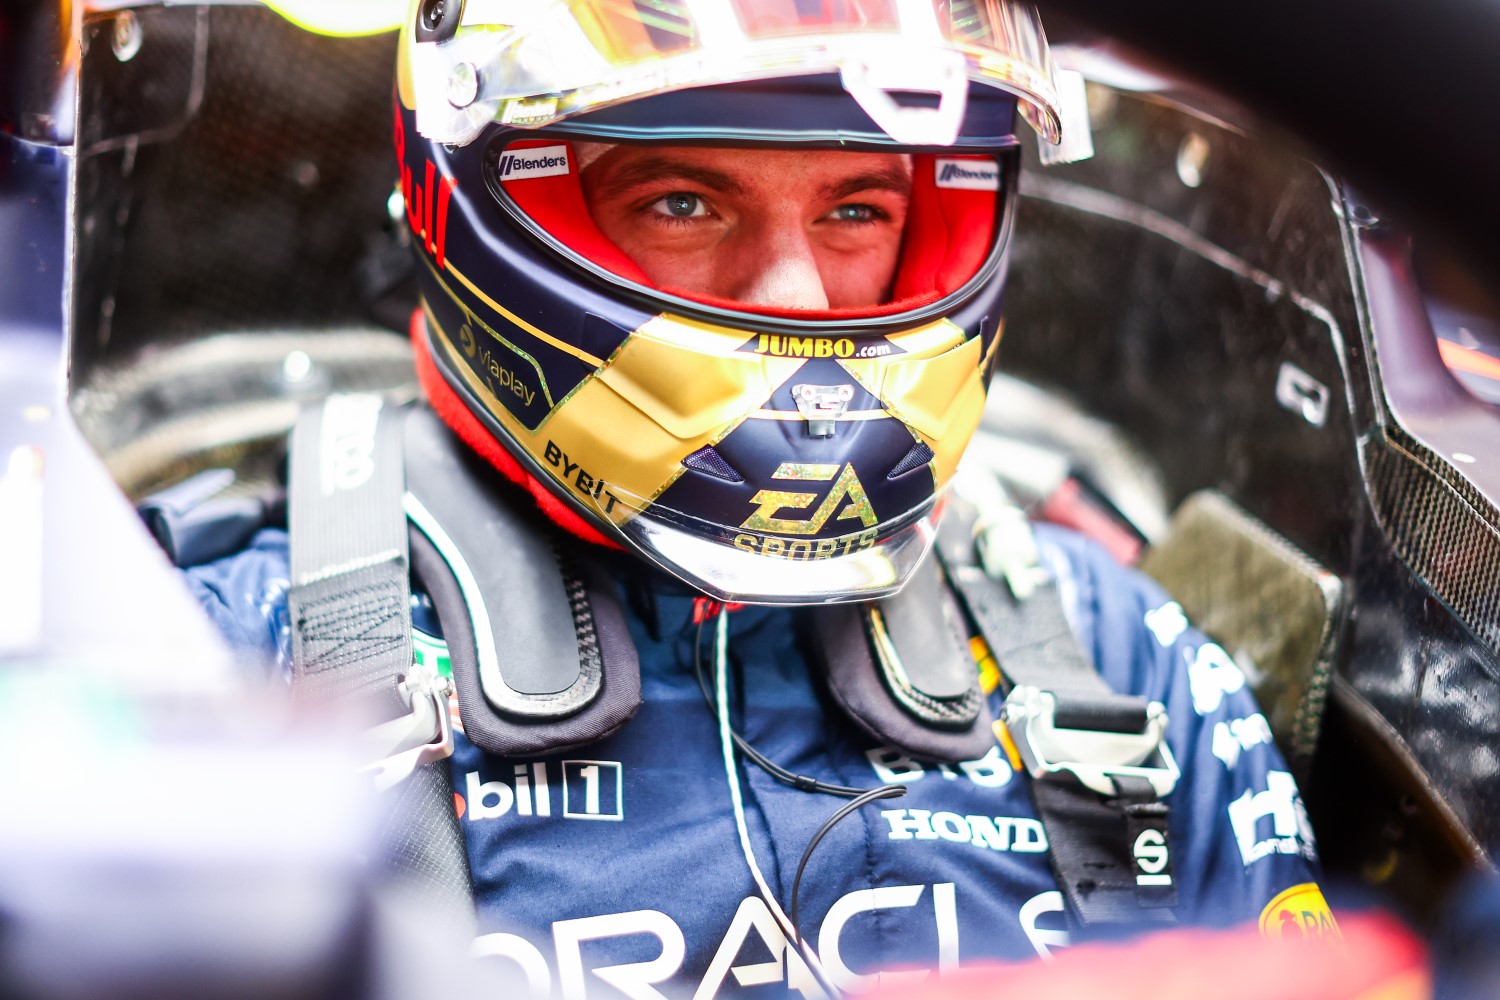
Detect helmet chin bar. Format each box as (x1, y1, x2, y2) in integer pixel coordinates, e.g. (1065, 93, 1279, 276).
(418, 319, 948, 606)
(614, 500, 942, 606)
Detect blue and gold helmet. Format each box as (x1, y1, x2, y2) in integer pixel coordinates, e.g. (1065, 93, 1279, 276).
(394, 0, 1066, 603)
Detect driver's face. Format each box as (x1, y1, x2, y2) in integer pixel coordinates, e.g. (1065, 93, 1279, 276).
(581, 146, 912, 310)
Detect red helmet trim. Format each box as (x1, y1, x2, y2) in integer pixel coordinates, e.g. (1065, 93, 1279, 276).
(410, 309, 623, 550)
(501, 139, 997, 321)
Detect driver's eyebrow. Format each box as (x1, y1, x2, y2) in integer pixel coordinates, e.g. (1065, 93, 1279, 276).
(592, 156, 747, 201)
(820, 166, 913, 202)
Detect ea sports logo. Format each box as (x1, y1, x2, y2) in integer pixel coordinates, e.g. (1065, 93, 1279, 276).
(740, 462, 878, 536)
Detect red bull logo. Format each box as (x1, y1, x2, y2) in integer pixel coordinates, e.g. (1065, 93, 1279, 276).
(393, 101, 457, 269)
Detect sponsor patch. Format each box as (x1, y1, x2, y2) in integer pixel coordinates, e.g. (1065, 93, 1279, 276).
(1212, 712, 1274, 768)
(1228, 770, 1318, 866)
(1144, 601, 1189, 647)
(1188, 641, 1247, 715)
(739, 461, 877, 536)
(935, 158, 1000, 191)
(497, 144, 571, 181)
(1258, 882, 1342, 942)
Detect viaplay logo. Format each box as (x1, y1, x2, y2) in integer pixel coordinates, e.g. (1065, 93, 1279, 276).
(497, 144, 571, 181)
(935, 158, 1000, 191)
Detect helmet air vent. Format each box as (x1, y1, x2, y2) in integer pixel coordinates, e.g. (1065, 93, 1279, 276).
(886, 440, 935, 480)
(683, 446, 745, 483)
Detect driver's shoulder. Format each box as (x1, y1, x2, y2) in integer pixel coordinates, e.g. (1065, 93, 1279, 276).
(180, 527, 291, 665)
(1025, 519, 1251, 741)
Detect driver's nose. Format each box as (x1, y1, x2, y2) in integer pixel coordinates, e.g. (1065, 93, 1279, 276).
(731, 220, 829, 310)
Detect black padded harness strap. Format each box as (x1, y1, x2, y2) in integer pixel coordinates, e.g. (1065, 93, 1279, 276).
(936, 504, 1178, 929)
(935, 511, 1148, 724)
(1029, 774, 1178, 925)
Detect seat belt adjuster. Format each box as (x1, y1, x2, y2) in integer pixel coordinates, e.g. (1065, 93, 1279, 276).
(1002, 685, 1180, 798)
(362, 659, 456, 792)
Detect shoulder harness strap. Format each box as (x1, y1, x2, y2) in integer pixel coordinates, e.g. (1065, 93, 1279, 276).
(936, 500, 1181, 930)
(286, 394, 473, 934)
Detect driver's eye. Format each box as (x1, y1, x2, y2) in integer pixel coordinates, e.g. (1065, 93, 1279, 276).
(653, 193, 705, 219)
(830, 204, 881, 223)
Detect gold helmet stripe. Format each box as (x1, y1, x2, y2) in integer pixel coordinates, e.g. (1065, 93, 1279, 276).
(838, 332, 987, 489)
(430, 309, 805, 526)
(442, 259, 607, 369)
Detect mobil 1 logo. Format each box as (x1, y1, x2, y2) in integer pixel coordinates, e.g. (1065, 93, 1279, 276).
(461, 759, 624, 823)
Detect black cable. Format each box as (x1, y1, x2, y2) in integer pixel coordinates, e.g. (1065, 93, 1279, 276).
(692, 618, 874, 798)
(789, 784, 907, 945)
(694, 612, 909, 970)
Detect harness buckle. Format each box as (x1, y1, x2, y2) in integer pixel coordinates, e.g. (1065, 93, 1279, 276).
(1003, 685, 1180, 798)
(362, 660, 455, 792)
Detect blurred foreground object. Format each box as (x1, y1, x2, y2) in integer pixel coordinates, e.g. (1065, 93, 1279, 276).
(260, 0, 404, 37)
(872, 911, 1427, 1000)
(0, 672, 502, 999)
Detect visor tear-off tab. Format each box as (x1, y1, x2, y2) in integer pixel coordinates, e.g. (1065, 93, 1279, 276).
(936, 503, 1179, 929)
(815, 548, 996, 763)
(404, 406, 641, 757)
(287, 395, 474, 934)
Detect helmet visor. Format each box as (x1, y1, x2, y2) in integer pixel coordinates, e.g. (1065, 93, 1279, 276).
(492, 137, 1007, 319)
(410, 0, 1061, 147)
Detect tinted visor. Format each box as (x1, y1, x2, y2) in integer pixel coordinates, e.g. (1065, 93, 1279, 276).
(491, 138, 1006, 320)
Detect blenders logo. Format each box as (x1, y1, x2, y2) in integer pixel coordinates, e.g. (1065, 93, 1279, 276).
(497, 144, 571, 181)
(935, 158, 1000, 191)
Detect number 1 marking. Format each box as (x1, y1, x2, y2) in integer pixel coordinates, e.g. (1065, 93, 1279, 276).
(578, 764, 600, 815)
(561, 760, 624, 821)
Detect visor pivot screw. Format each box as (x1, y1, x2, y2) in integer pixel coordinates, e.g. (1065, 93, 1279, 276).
(112, 11, 143, 63)
(1348, 203, 1380, 229)
(448, 61, 480, 109)
(422, 0, 448, 31)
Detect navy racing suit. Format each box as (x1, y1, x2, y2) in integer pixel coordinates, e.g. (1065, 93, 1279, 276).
(183, 518, 1328, 997)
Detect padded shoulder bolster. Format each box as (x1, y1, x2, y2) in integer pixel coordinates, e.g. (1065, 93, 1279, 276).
(404, 406, 640, 757)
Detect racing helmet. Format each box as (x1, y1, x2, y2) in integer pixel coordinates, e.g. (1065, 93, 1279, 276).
(394, 0, 1066, 604)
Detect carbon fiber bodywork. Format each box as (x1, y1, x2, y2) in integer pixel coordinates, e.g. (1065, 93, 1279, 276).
(1000, 88, 1500, 919)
